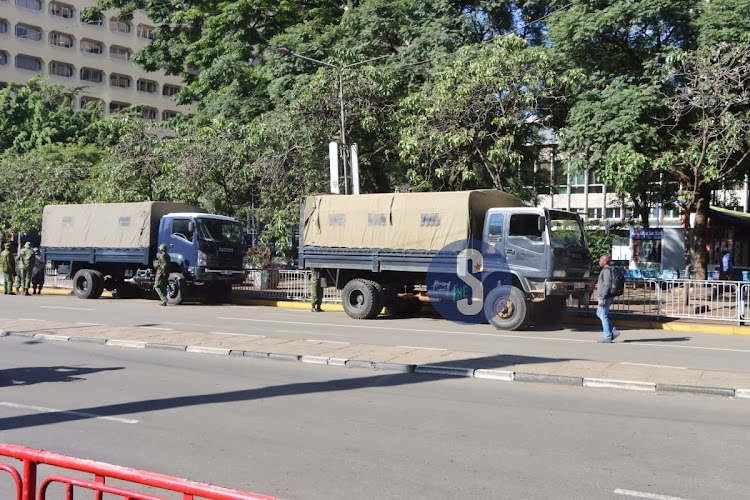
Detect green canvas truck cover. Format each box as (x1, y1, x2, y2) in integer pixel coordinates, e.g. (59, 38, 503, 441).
(41, 202, 204, 249)
(303, 190, 525, 251)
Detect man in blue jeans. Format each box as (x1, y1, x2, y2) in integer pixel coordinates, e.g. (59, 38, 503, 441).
(596, 254, 620, 343)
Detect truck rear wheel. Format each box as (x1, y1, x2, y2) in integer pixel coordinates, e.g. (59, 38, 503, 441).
(72, 269, 103, 299)
(486, 286, 529, 331)
(167, 272, 186, 305)
(342, 279, 382, 319)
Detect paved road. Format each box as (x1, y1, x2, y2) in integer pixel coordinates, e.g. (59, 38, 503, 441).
(4, 293, 750, 374)
(1, 335, 749, 500)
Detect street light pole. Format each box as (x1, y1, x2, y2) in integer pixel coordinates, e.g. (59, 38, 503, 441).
(272, 47, 389, 195)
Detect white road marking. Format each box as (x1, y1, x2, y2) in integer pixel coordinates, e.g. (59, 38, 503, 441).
(75, 322, 100, 326)
(614, 488, 693, 500)
(216, 316, 750, 353)
(209, 331, 264, 338)
(305, 339, 348, 344)
(138, 327, 173, 331)
(621, 362, 687, 369)
(0, 402, 138, 424)
(163, 322, 213, 328)
(397, 345, 448, 351)
(40, 306, 94, 311)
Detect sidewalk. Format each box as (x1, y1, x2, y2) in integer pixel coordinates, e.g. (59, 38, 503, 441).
(3, 289, 750, 400)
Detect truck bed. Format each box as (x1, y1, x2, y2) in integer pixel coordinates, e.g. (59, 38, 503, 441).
(42, 247, 151, 266)
(301, 246, 442, 273)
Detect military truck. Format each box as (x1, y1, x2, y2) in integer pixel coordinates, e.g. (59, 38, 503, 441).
(41, 202, 246, 304)
(299, 190, 591, 330)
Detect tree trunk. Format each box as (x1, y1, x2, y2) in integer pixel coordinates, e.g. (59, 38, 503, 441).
(682, 205, 692, 280)
(691, 184, 712, 280)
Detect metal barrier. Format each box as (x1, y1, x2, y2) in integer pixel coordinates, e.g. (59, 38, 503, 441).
(0, 442, 280, 500)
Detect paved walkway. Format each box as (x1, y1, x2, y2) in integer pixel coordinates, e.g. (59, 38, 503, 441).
(2, 288, 750, 400)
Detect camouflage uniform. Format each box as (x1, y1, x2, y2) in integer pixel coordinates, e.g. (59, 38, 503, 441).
(154, 243, 171, 305)
(310, 268, 323, 312)
(1, 243, 16, 295)
(18, 242, 35, 296)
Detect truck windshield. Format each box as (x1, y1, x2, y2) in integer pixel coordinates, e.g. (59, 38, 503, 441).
(196, 218, 243, 244)
(548, 211, 586, 249)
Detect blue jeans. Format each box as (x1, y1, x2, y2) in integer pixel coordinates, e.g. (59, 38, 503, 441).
(596, 296, 615, 340)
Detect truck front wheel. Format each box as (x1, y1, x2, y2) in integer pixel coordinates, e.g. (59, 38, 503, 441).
(342, 279, 382, 319)
(72, 269, 103, 299)
(486, 286, 529, 331)
(166, 272, 186, 305)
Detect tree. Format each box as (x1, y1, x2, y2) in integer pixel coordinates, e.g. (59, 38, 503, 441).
(655, 40, 750, 278)
(397, 35, 564, 197)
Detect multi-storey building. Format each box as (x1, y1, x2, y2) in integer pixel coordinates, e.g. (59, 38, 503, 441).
(0, 0, 191, 121)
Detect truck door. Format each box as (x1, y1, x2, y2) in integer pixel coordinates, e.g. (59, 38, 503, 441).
(504, 211, 547, 278)
(168, 217, 195, 268)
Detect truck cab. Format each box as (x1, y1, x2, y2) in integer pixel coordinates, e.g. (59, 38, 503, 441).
(158, 213, 246, 286)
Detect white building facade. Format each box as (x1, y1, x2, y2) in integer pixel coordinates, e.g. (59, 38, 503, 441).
(0, 0, 191, 121)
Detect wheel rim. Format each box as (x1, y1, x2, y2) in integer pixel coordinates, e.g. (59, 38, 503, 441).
(75, 276, 89, 294)
(348, 290, 365, 311)
(495, 298, 516, 320)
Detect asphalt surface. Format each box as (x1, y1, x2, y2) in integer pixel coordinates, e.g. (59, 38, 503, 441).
(2, 287, 750, 400)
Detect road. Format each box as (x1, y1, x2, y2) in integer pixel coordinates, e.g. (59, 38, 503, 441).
(4, 293, 750, 373)
(1, 334, 749, 500)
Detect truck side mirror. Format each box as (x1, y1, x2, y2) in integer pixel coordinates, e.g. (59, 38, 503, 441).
(537, 216, 546, 234)
(188, 221, 195, 233)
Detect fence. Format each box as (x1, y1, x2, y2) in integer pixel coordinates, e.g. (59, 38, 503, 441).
(0, 442, 280, 500)
(581, 277, 750, 324)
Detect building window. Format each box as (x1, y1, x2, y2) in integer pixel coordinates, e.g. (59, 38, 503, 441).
(649, 207, 659, 219)
(0, 52, 7, 65)
(162, 110, 179, 120)
(110, 46, 131, 60)
(80, 96, 101, 109)
(109, 18, 131, 34)
(109, 101, 130, 114)
(0, 20, 7, 34)
(49, 1, 74, 18)
(49, 32, 74, 48)
(162, 84, 181, 97)
(606, 207, 621, 219)
(137, 24, 156, 40)
(141, 107, 157, 120)
(16, 54, 42, 72)
(80, 67, 103, 83)
(587, 208, 602, 219)
(15, 0, 41, 10)
(137, 79, 157, 93)
(16, 24, 42, 41)
(0, 82, 6, 90)
(664, 207, 680, 219)
(80, 39, 103, 54)
(110, 73, 131, 88)
(49, 61, 73, 77)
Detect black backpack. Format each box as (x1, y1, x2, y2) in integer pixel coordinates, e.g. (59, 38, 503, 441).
(608, 267, 625, 297)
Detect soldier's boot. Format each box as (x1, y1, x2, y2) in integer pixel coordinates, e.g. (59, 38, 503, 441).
(24, 289, 31, 296)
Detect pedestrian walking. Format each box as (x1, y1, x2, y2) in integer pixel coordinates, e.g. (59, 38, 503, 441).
(719, 247, 733, 280)
(310, 268, 323, 312)
(153, 243, 170, 306)
(1, 242, 16, 295)
(17, 242, 35, 296)
(31, 247, 45, 294)
(596, 254, 620, 343)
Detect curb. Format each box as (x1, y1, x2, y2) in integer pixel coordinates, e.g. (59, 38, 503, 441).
(2, 330, 749, 400)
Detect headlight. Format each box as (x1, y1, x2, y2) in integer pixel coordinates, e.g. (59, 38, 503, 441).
(583, 270, 590, 279)
(197, 250, 207, 267)
(552, 270, 567, 278)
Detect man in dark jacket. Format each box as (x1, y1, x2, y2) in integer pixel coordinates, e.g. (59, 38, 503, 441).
(596, 254, 620, 343)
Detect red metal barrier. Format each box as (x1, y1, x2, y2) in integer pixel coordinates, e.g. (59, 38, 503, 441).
(0, 443, 282, 500)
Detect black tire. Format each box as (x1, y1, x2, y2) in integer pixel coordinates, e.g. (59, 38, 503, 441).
(485, 286, 529, 331)
(72, 269, 102, 299)
(533, 297, 567, 327)
(166, 272, 186, 305)
(342, 279, 382, 319)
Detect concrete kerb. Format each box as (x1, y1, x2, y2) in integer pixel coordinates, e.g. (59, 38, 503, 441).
(4, 329, 750, 401)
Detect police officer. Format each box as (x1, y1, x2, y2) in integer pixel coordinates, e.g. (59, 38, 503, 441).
(310, 268, 323, 312)
(154, 243, 171, 306)
(31, 247, 45, 294)
(1, 243, 16, 295)
(18, 242, 35, 296)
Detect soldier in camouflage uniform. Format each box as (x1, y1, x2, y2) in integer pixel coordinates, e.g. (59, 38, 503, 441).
(1, 243, 16, 295)
(18, 242, 35, 296)
(310, 268, 323, 312)
(154, 243, 171, 306)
